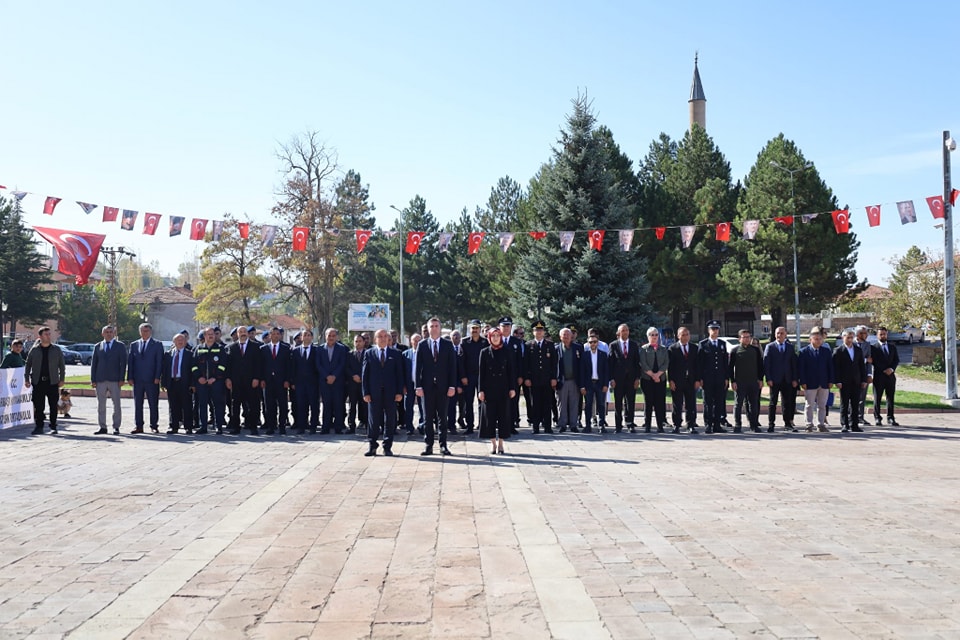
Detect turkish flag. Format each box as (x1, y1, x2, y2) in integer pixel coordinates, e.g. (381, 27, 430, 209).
(405, 231, 425, 254)
(356, 229, 372, 253)
(588, 230, 605, 251)
(654, 227, 665, 241)
(865, 205, 881, 227)
(467, 232, 485, 255)
(715, 222, 731, 242)
(190, 218, 208, 240)
(143, 212, 161, 236)
(238, 222, 250, 239)
(102, 206, 119, 222)
(926, 195, 946, 219)
(43, 196, 62, 215)
(33, 226, 106, 286)
(529, 231, 546, 241)
(774, 215, 793, 226)
(292, 226, 309, 251)
(831, 209, 850, 234)
(951, 189, 959, 206)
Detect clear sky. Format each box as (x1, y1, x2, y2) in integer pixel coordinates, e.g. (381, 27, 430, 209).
(3, 1, 958, 291)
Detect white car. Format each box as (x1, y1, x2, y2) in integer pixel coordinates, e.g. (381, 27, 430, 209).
(834, 327, 879, 349)
(888, 326, 924, 344)
(716, 336, 741, 353)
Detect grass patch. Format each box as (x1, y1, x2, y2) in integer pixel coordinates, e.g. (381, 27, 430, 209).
(897, 363, 946, 385)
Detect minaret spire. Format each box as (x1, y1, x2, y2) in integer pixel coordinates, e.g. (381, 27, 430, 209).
(689, 53, 706, 131)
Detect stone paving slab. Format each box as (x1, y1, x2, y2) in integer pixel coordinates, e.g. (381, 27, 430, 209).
(1, 396, 960, 638)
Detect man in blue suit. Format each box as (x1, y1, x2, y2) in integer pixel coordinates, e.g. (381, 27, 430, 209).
(291, 328, 321, 434)
(317, 327, 348, 434)
(416, 317, 457, 456)
(403, 334, 424, 435)
(127, 322, 164, 434)
(161, 332, 194, 434)
(798, 327, 835, 432)
(91, 324, 127, 435)
(580, 330, 610, 433)
(362, 329, 406, 456)
(763, 326, 799, 433)
(260, 327, 291, 435)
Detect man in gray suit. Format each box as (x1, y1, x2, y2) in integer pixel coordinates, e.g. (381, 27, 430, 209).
(91, 324, 127, 435)
(127, 322, 164, 434)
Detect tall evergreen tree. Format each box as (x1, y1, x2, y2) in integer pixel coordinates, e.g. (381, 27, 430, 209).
(719, 134, 863, 327)
(510, 95, 652, 338)
(332, 170, 378, 327)
(0, 196, 54, 335)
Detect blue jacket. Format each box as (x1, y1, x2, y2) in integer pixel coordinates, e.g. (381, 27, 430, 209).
(579, 348, 610, 387)
(127, 337, 164, 384)
(362, 346, 405, 399)
(763, 340, 798, 385)
(161, 346, 194, 389)
(91, 339, 127, 384)
(316, 341, 348, 386)
(798, 344, 834, 389)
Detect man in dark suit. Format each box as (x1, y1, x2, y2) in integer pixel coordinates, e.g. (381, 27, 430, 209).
(871, 327, 901, 426)
(459, 320, 488, 435)
(291, 328, 321, 434)
(226, 326, 262, 435)
(524, 320, 558, 434)
(127, 322, 164, 434)
(317, 327, 348, 434)
(445, 330, 468, 435)
(415, 317, 457, 455)
(161, 332, 194, 434)
(609, 323, 641, 433)
(499, 317, 525, 432)
(833, 328, 868, 432)
(580, 331, 610, 432)
(403, 334, 424, 435)
(362, 329, 406, 456)
(667, 326, 700, 434)
(763, 326, 799, 433)
(91, 324, 127, 435)
(260, 327, 291, 435)
(346, 334, 367, 434)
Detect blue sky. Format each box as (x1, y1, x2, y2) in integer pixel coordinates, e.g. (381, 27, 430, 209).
(3, 1, 958, 290)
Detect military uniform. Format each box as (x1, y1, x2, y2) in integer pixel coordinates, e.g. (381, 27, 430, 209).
(697, 322, 729, 434)
(192, 341, 229, 434)
(524, 321, 558, 433)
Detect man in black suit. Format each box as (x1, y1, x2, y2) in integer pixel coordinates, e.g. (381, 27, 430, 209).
(871, 327, 900, 426)
(667, 326, 700, 434)
(499, 317, 525, 432)
(459, 320, 488, 435)
(524, 320, 558, 434)
(609, 323, 641, 433)
(763, 326, 799, 433)
(161, 333, 194, 434)
(291, 328, 321, 434)
(580, 331, 610, 432)
(415, 317, 457, 455)
(346, 334, 367, 434)
(362, 329, 406, 456)
(260, 327, 291, 435)
(317, 327, 349, 434)
(226, 326, 262, 435)
(833, 328, 868, 432)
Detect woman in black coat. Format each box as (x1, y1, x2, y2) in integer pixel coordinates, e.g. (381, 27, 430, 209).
(478, 327, 516, 454)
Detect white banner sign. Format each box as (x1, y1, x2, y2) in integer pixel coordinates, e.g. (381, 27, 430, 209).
(0, 368, 34, 430)
(347, 303, 392, 333)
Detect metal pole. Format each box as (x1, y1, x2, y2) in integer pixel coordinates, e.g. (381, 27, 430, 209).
(791, 180, 801, 350)
(390, 205, 406, 344)
(100, 246, 136, 332)
(943, 130, 957, 399)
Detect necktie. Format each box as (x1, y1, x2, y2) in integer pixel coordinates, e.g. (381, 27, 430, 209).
(883, 344, 888, 355)
(780, 344, 784, 354)
(173, 350, 180, 378)
(433, 340, 438, 361)
(273, 344, 277, 359)
(381, 348, 386, 365)
(305, 346, 310, 360)
(105, 341, 110, 353)
(241, 342, 245, 355)
(683, 344, 688, 358)
(713, 341, 717, 348)
(622, 341, 627, 354)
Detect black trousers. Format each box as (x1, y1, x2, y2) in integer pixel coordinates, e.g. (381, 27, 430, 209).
(422, 386, 449, 447)
(347, 382, 367, 429)
(529, 384, 554, 428)
(263, 380, 289, 431)
(768, 382, 797, 426)
(838, 383, 861, 428)
(734, 383, 761, 427)
(32, 380, 59, 429)
(167, 379, 193, 431)
(702, 378, 726, 428)
(368, 390, 397, 446)
(671, 381, 698, 428)
(612, 378, 636, 428)
(641, 378, 667, 427)
(230, 381, 261, 430)
(873, 374, 897, 420)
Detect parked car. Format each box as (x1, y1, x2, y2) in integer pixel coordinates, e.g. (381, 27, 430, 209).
(716, 336, 741, 353)
(71, 342, 97, 365)
(835, 327, 880, 349)
(888, 325, 924, 344)
(59, 345, 83, 365)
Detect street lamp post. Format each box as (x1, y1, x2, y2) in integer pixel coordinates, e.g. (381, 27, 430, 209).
(770, 160, 813, 349)
(389, 205, 406, 344)
(942, 131, 957, 401)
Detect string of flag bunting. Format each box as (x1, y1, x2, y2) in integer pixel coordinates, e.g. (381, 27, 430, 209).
(3, 183, 958, 263)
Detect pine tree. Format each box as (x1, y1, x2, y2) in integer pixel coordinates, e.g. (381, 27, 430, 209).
(0, 196, 54, 335)
(510, 95, 652, 339)
(332, 170, 378, 327)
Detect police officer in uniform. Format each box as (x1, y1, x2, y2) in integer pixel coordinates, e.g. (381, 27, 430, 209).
(523, 319, 558, 434)
(697, 320, 729, 434)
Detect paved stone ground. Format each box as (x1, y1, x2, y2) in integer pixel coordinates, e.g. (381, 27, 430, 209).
(2, 396, 960, 639)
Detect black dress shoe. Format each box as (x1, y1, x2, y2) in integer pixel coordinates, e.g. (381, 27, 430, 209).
(216, 427, 224, 435)
(150, 426, 160, 434)
(750, 426, 761, 433)
(166, 428, 179, 434)
(364, 444, 378, 457)
(767, 426, 775, 433)
(888, 418, 899, 426)
(876, 419, 883, 426)
(583, 426, 593, 433)
(420, 447, 433, 456)
(196, 427, 209, 434)
(131, 427, 144, 434)
(113, 428, 121, 435)
(383, 446, 394, 456)
(32, 427, 43, 435)
(49, 427, 58, 434)
(544, 426, 553, 434)
(733, 426, 743, 433)
(713, 426, 727, 433)
(657, 425, 665, 433)
(705, 426, 713, 434)
(570, 426, 579, 433)
(615, 426, 622, 433)
(440, 446, 453, 456)
(672, 426, 681, 434)
(94, 428, 108, 435)
(689, 427, 699, 434)
(851, 425, 864, 432)
(559, 425, 567, 433)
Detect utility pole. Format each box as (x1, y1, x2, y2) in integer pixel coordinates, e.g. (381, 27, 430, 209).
(100, 246, 136, 330)
(943, 131, 957, 402)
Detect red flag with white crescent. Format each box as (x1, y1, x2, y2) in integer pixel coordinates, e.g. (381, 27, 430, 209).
(654, 227, 665, 241)
(33, 226, 106, 286)
(405, 231, 425, 254)
(588, 230, 605, 251)
(142, 212, 161, 236)
(238, 222, 249, 239)
(774, 215, 793, 226)
(831, 209, 850, 234)
(865, 205, 881, 227)
(528, 231, 546, 241)
(926, 195, 945, 219)
(43, 196, 62, 215)
(190, 218, 208, 240)
(951, 189, 959, 206)
(715, 222, 730, 242)
(356, 229, 372, 253)
(292, 226, 309, 251)
(467, 231, 485, 255)
(102, 206, 119, 222)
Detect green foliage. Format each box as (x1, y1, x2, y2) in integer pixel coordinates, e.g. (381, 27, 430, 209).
(510, 95, 652, 339)
(0, 196, 55, 330)
(57, 283, 141, 342)
(332, 170, 378, 327)
(880, 245, 949, 334)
